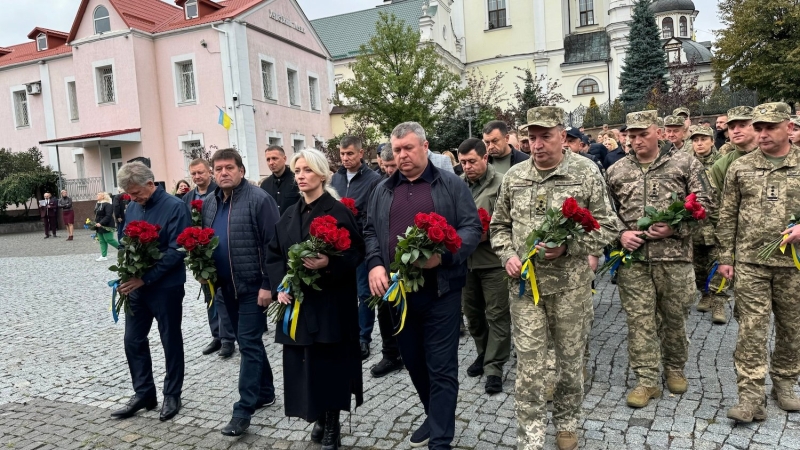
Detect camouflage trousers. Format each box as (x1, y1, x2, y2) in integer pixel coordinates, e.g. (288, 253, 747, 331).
(545, 285, 594, 387)
(510, 283, 592, 450)
(693, 244, 729, 302)
(733, 262, 800, 404)
(618, 262, 695, 387)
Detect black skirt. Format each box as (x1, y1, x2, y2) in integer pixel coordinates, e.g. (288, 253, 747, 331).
(282, 340, 363, 422)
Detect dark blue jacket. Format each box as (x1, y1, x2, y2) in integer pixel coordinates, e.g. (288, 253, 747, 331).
(364, 163, 482, 296)
(124, 186, 191, 288)
(202, 178, 280, 296)
(604, 147, 627, 169)
(182, 180, 218, 206)
(330, 161, 382, 231)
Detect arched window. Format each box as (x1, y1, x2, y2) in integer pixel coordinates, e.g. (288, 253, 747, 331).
(94, 5, 111, 34)
(662, 17, 673, 39)
(577, 78, 599, 95)
(679, 16, 688, 36)
(36, 33, 47, 51)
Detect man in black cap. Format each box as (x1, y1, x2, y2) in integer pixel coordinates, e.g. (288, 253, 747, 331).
(565, 127, 604, 173)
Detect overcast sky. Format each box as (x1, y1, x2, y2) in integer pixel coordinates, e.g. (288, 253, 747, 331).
(0, 0, 721, 48)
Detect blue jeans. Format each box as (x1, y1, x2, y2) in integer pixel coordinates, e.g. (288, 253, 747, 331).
(356, 262, 373, 343)
(203, 285, 235, 344)
(218, 283, 275, 420)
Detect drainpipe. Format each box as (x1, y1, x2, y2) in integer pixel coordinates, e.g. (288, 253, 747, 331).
(55, 145, 63, 192)
(211, 22, 240, 150)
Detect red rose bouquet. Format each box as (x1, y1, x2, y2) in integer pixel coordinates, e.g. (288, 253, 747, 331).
(367, 212, 462, 334)
(268, 215, 351, 340)
(478, 207, 491, 235)
(190, 200, 203, 226)
(121, 193, 131, 202)
(341, 197, 358, 216)
(178, 226, 220, 304)
(599, 192, 707, 276)
(757, 213, 800, 269)
(108, 221, 163, 322)
(519, 197, 601, 304)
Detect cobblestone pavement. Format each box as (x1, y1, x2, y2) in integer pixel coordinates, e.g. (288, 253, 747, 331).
(1, 230, 799, 449)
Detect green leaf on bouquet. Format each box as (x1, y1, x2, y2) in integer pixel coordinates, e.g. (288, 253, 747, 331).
(644, 206, 658, 216)
(401, 252, 411, 264)
(637, 217, 653, 229)
(411, 249, 420, 262)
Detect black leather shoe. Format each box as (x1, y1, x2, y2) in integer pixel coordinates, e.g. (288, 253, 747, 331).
(467, 353, 484, 377)
(409, 418, 430, 448)
(221, 417, 250, 436)
(110, 395, 157, 419)
(370, 357, 404, 378)
(310, 416, 326, 443)
(485, 375, 503, 395)
(202, 339, 221, 355)
(159, 396, 181, 421)
(360, 342, 370, 361)
(219, 342, 234, 359)
(254, 394, 275, 409)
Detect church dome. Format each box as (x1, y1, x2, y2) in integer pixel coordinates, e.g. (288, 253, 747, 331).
(651, 0, 696, 13)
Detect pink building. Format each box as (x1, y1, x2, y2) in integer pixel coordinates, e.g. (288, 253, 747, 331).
(0, 0, 333, 198)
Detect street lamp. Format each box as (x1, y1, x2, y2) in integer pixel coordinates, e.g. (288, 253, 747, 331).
(460, 104, 479, 138)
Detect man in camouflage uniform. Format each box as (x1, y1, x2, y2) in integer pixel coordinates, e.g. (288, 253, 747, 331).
(457, 138, 511, 395)
(687, 125, 728, 323)
(673, 107, 693, 144)
(606, 110, 715, 409)
(490, 106, 617, 450)
(664, 115, 694, 153)
(716, 102, 800, 423)
(710, 107, 757, 189)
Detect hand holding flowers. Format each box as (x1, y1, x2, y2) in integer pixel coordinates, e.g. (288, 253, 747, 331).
(108, 221, 163, 322)
(757, 213, 800, 270)
(177, 226, 220, 303)
(478, 207, 491, 242)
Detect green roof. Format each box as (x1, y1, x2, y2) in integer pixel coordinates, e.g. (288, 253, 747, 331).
(310, 0, 426, 60)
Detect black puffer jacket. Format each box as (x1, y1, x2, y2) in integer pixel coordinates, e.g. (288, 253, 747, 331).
(94, 202, 114, 233)
(203, 178, 280, 296)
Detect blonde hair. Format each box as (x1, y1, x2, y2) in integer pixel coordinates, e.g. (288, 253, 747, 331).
(97, 192, 112, 203)
(442, 150, 458, 167)
(604, 138, 618, 150)
(290, 148, 339, 200)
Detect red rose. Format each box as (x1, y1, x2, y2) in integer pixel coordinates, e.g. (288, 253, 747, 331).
(428, 227, 445, 243)
(203, 228, 215, 240)
(692, 208, 707, 220)
(445, 234, 462, 253)
(125, 224, 142, 238)
(341, 198, 358, 216)
(197, 232, 211, 245)
(190, 200, 203, 212)
(139, 230, 160, 244)
(122, 193, 131, 201)
(572, 208, 587, 224)
(478, 208, 491, 233)
(562, 197, 579, 219)
(444, 227, 459, 244)
(182, 237, 197, 251)
(334, 229, 351, 251)
(414, 213, 430, 230)
(685, 193, 697, 203)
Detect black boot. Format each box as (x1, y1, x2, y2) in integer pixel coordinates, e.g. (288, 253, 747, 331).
(310, 415, 326, 443)
(321, 410, 341, 450)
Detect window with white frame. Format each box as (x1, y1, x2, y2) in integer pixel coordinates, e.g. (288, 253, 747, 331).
(287, 68, 300, 106)
(176, 60, 196, 103)
(185, 0, 198, 19)
(488, 0, 507, 29)
(268, 137, 282, 147)
(679, 16, 688, 36)
(662, 17, 674, 39)
(67, 81, 79, 121)
(577, 78, 599, 95)
(293, 139, 304, 152)
(36, 33, 47, 51)
(13, 90, 29, 128)
(579, 0, 594, 26)
(94, 6, 111, 34)
(308, 76, 320, 111)
(262, 60, 276, 100)
(96, 65, 115, 103)
(75, 153, 86, 179)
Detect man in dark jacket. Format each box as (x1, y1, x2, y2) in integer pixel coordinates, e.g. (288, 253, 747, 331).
(260, 145, 300, 215)
(365, 122, 482, 450)
(39, 192, 58, 238)
(331, 136, 403, 377)
(565, 127, 604, 174)
(112, 189, 129, 241)
(483, 120, 530, 174)
(204, 149, 281, 437)
(184, 159, 236, 358)
(110, 162, 191, 423)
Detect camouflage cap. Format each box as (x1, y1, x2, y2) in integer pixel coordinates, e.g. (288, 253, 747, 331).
(792, 116, 800, 127)
(752, 102, 792, 124)
(725, 106, 754, 123)
(688, 125, 714, 139)
(626, 110, 659, 130)
(663, 115, 685, 127)
(656, 117, 664, 128)
(521, 106, 564, 129)
(673, 107, 690, 118)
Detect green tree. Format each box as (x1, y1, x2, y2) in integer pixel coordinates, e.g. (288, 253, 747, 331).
(619, 0, 667, 104)
(583, 97, 604, 128)
(508, 67, 567, 126)
(646, 58, 713, 115)
(0, 147, 60, 213)
(713, 0, 800, 104)
(325, 117, 383, 169)
(608, 98, 626, 124)
(334, 13, 468, 135)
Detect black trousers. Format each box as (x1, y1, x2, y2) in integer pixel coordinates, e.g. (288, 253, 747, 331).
(201, 284, 235, 344)
(124, 285, 185, 399)
(43, 215, 57, 236)
(395, 288, 461, 450)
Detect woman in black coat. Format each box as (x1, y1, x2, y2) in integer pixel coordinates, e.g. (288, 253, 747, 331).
(266, 149, 365, 450)
(93, 192, 119, 261)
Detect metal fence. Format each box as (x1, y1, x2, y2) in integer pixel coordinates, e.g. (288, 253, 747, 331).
(564, 89, 759, 128)
(63, 177, 103, 201)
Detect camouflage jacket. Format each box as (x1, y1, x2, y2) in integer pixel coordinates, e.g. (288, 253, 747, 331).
(716, 145, 800, 268)
(680, 140, 694, 153)
(490, 150, 619, 295)
(692, 147, 721, 246)
(462, 164, 504, 270)
(719, 142, 735, 155)
(709, 143, 753, 196)
(606, 142, 716, 263)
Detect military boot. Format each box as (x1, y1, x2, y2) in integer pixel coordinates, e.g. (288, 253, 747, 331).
(626, 385, 661, 408)
(727, 402, 767, 423)
(696, 294, 714, 312)
(711, 300, 728, 324)
(555, 431, 578, 450)
(665, 369, 688, 394)
(771, 380, 800, 411)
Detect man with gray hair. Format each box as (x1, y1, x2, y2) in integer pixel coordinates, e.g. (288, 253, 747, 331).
(110, 162, 192, 423)
(379, 143, 398, 178)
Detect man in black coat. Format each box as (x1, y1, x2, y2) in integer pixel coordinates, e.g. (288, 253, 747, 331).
(112, 189, 129, 241)
(183, 159, 236, 358)
(204, 149, 281, 437)
(483, 120, 530, 174)
(260, 145, 300, 215)
(39, 192, 58, 238)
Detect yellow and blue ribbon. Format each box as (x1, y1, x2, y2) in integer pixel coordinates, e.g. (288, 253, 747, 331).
(519, 244, 541, 305)
(608, 250, 631, 277)
(108, 279, 120, 323)
(277, 280, 301, 340)
(779, 224, 800, 271)
(382, 272, 408, 335)
(705, 261, 727, 294)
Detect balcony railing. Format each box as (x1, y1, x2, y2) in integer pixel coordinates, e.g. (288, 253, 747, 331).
(63, 177, 103, 201)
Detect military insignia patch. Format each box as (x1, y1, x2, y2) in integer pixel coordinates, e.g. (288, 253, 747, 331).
(649, 184, 659, 200)
(767, 184, 779, 202)
(535, 194, 547, 215)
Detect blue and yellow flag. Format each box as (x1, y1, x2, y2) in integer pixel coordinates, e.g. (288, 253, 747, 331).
(217, 106, 232, 130)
